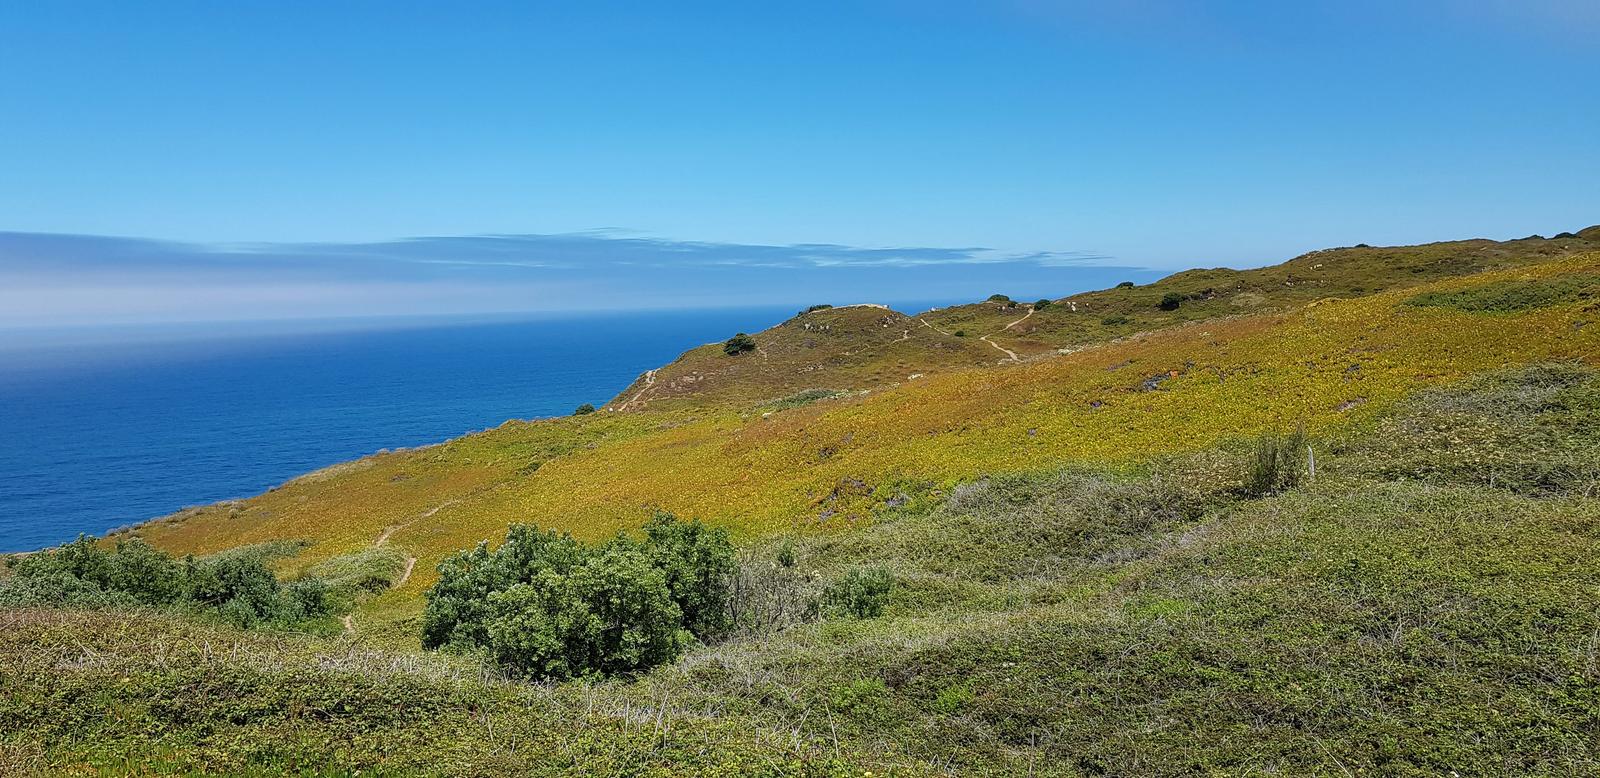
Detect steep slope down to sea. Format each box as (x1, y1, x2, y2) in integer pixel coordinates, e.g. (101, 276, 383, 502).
(106, 229, 1600, 641)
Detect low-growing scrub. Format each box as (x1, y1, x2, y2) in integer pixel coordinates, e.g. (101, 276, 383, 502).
(1405, 274, 1600, 313)
(0, 536, 331, 628)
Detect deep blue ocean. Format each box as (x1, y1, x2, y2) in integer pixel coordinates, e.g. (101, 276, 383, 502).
(0, 308, 805, 552)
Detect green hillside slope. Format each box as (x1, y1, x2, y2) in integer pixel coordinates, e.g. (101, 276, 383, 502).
(6, 362, 1599, 775)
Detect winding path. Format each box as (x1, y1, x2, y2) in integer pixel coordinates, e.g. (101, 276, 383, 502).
(343, 498, 460, 635)
(979, 334, 1020, 362)
(1003, 307, 1035, 330)
(977, 306, 1036, 362)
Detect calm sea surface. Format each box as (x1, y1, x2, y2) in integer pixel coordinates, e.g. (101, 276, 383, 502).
(0, 308, 802, 552)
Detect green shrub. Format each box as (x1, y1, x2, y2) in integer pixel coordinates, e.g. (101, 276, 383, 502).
(642, 512, 735, 640)
(760, 388, 847, 413)
(0, 536, 330, 627)
(573, 403, 596, 415)
(1033, 299, 1052, 310)
(306, 546, 407, 597)
(1101, 315, 1130, 326)
(802, 304, 833, 314)
(424, 515, 735, 678)
(1159, 292, 1184, 311)
(954, 330, 966, 337)
(987, 294, 1011, 303)
(486, 548, 687, 679)
(1116, 281, 1135, 289)
(1244, 427, 1308, 497)
(723, 333, 757, 356)
(932, 680, 975, 714)
(421, 526, 587, 649)
(823, 566, 894, 618)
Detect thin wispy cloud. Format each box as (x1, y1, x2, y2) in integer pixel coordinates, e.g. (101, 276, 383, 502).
(0, 231, 1151, 329)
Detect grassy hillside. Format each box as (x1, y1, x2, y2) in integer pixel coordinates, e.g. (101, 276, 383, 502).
(922, 228, 1600, 359)
(7, 363, 1599, 775)
(111, 248, 1600, 644)
(605, 304, 997, 412)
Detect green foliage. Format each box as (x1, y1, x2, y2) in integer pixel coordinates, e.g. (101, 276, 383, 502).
(1159, 291, 1185, 310)
(801, 304, 834, 314)
(776, 537, 797, 568)
(0, 536, 330, 627)
(1033, 298, 1052, 310)
(953, 329, 966, 337)
(822, 566, 893, 618)
(987, 294, 1011, 303)
(0, 610, 886, 775)
(1405, 274, 1600, 313)
(1244, 427, 1308, 497)
(931, 680, 974, 714)
(722, 332, 757, 355)
(486, 547, 687, 679)
(572, 403, 596, 415)
(641, 511, 736, 640)
(1100, 314, 1130, 325)
(421, 525, 587, 649)
(1116, 281, 1136, 289)
(424, 514, 734, 678)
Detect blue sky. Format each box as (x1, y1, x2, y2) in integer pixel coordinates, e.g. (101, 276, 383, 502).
(1, 1, 1596, 326)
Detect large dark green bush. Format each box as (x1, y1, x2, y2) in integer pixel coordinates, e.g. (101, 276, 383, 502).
(642, 512, 735, 640)
(485, 547, 686, 679)
(423, 514, 736, 679)
(421, 525, 587, 649)
(723, 333, 757, 356)
(1159, 292, 1184, 311)
(572, 403, 596, 415)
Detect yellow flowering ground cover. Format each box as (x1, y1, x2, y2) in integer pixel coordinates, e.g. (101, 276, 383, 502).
(128, 253, 1600, 634)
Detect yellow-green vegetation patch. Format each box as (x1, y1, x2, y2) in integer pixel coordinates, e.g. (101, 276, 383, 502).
(1405, 273, 1600, 313)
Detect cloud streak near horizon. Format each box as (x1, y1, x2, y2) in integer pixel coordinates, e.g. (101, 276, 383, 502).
(0, 231, 1156, 329)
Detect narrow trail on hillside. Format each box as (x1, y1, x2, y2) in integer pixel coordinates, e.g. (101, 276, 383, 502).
(977, 306, 1036, 362)
(615, 369, 658, 411)
(980, 335, 1020, 362)
(396, 556, 419, 587)
(376, 498, 461, 547)
(916, 318, 950, 335)
(342, 497, 462, 635)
